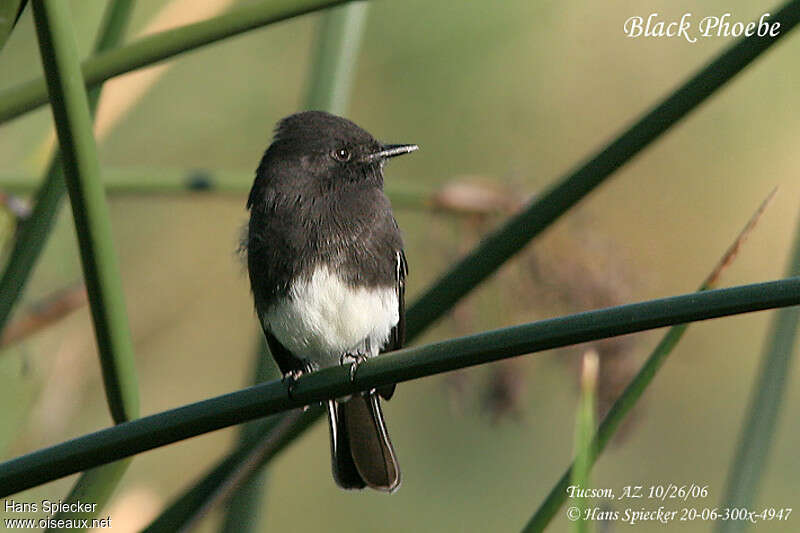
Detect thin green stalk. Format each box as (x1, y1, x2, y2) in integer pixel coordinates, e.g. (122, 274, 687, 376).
(49, 460, 131, 528)
(0, 0, 26, 51)
(30, 2, 137, 528)
(523, 324, 690, 532)
(26, 0, 138, 520)
(0, 167, 434, 211)
(0, 0, 353, 125)
(405, 0, 800, 338)
(0, 2, 134, 342)
(0, 156, 66, 335)
(304, 1, 369, 114)
(1, 276, 799, 496)
(219, 337, 278, 533)
(571, 352, 598, 533)
(145, 385, 321, 528)
(32, 0, 138, 422)
(716, 215, 800, 533)
(143, 407, 322, 533)
(523, 193, 780, 532)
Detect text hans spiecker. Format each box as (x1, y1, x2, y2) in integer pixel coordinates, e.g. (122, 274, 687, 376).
(4, 498, 97, 514)
(624, 13, 780, 42)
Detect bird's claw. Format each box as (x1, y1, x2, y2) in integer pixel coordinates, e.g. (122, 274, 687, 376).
(282, 366, 312, 400)
(340, 353, 367, 383)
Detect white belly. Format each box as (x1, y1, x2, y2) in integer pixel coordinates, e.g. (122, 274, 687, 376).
(262, 266, 398, 367)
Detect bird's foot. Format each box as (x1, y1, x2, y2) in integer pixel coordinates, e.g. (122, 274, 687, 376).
(340, 353, 368, 383)
(281, 369, 305, 382)
(282, 364, 314, 402)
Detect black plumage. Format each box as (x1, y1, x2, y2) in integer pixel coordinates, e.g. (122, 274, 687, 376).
(245, 111, 416, 491)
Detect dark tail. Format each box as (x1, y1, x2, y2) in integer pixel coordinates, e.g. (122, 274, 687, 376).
(327, 392, 400, 492)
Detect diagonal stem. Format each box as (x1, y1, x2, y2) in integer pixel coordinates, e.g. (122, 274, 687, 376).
(716, 213, 800, 533)
(405, 0, 800, 338)
(0, 0, 354, 125)
(32, 0, 138, 424)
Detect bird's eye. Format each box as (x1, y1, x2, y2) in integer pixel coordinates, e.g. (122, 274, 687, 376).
(331, 147, 351, 162)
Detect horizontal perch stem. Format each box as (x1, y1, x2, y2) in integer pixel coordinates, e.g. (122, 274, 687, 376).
(0, 276, 798, 496)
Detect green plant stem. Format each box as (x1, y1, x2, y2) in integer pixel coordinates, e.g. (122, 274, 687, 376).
(521, 239, 764, 533)
(1, 277, 798, 496)
(522, 323, 691, 532)
(405, 0, 800, 338)
(0, 157, 65, 335)
(32, 0, 138, 423)
(0, 167, 434, 211)
(49, 460, 131, 529)
(304, 1, 369, 114)
(0, 0, 26, 51)
(142, 407, 322, 533)
(27, 1, 136, 529)
(219, 337, 278, 533)
(716, 215, 800, 533)
(571, 353, 598, 533)
(0, 0, 353, 125)
(0, 2, 134, 347)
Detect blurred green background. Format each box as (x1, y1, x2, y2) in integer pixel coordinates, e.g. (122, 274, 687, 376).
(1, 0, 799, 531)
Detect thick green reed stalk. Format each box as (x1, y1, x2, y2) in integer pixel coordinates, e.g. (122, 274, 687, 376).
(1, 277, 799, 496)
(30, 1, 138, 529)
(32, 0, 138, 433)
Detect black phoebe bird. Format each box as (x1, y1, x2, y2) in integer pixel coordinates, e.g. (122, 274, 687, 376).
(245, 111, 417, 491)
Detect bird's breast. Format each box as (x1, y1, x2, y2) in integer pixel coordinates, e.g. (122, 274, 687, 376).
(262, 265, 398, 366)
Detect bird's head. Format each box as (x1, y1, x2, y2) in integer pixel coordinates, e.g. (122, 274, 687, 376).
(248, 111, 417, 209)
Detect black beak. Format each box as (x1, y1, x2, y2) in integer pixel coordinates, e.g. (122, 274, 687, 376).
(362, 143, 419, 163)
